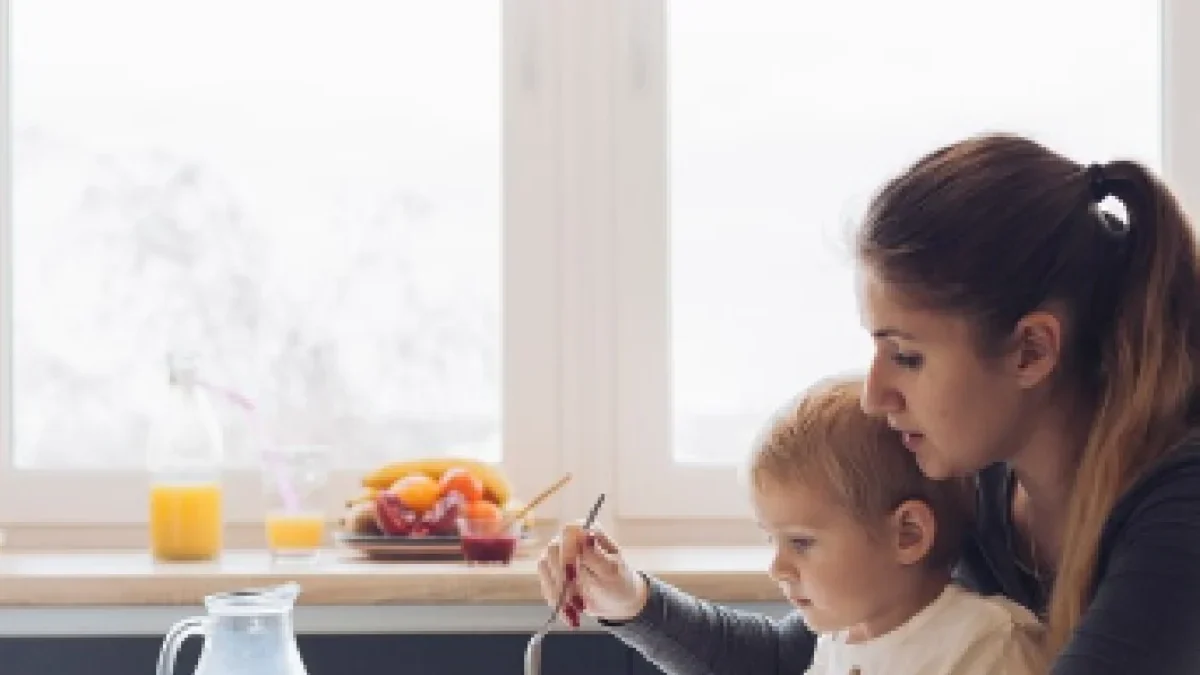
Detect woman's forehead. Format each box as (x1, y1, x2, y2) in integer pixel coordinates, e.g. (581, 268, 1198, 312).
(857, 273, 971, 345)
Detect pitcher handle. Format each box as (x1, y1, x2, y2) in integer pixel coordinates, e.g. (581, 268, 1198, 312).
(156, 616, 207, 675)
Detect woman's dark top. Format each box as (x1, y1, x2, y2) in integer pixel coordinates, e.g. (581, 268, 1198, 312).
(607, 441, 1200, 674)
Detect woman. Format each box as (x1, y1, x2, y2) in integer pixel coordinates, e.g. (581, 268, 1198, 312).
(537, 133, 1200, 673)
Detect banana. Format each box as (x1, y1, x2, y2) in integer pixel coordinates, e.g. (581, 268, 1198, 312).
(362, 457, 512, 505)
(344, 487, 380, 508)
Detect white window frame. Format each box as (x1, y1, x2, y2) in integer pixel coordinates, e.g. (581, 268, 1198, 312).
(0, 0, 566, 527)
(1164, 0, 1200, 216)
(611, 0, 1200, 520)
(611, 0, 753, 520)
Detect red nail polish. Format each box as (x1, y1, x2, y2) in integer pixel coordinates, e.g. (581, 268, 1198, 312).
(573, 594, 586, 611)
(565, 563, 576, 581)
(565, 606, 580, 628)
(585, 533, 596, 548)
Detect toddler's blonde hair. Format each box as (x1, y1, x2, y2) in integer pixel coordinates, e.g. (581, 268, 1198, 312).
(750, 377, 971, 568)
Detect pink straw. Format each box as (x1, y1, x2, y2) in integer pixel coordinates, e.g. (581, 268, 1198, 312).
(195, 380, 301, 512)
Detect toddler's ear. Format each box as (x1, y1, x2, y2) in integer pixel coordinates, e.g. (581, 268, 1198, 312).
(890, 499, 936, 566)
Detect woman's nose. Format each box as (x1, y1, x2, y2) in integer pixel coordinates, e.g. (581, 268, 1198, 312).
(861, 363, 902, 415)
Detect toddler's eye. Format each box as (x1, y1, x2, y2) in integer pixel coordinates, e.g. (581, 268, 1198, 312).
(789, 537, 815, 552)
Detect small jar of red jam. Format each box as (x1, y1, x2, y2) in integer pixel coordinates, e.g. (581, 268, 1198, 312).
(457, 516, 521, 565)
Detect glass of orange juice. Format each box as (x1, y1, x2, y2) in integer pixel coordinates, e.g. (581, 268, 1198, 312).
(262, 444, 330, 562)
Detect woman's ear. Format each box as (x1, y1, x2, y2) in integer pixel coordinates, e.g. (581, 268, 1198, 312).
(889, 499, 937, 566)
(1007, 311, 1064, 389)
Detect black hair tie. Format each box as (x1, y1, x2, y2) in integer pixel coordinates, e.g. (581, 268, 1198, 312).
(1086, 163, 1110, 202)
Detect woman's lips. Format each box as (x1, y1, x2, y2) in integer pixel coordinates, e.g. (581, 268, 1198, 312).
(901, 431, 925, 450)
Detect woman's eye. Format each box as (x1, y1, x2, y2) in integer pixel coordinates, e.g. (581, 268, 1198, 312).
(892, 352, 924, 369)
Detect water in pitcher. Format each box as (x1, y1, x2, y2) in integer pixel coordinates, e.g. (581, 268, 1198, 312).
(156, 582, 308, 675)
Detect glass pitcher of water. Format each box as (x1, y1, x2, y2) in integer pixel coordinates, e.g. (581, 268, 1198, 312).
(156, 582, 308, 675)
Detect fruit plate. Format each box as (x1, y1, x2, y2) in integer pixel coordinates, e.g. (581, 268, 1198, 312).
(335, 532, 540, 562)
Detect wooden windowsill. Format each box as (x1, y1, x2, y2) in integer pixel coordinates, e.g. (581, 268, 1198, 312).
(0, 546, 779, 607)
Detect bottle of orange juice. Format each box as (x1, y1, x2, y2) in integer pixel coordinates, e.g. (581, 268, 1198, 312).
(146, 353, 225, 562)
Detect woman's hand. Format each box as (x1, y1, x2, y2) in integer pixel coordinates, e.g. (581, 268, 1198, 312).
(536, 523, 649, 627)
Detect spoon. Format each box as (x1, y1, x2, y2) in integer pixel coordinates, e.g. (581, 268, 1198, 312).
(524, 493, 606, 675)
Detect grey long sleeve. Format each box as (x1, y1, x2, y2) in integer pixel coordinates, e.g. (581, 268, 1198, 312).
(605, 441, 1200, 675)
(605, 576, 817, 675)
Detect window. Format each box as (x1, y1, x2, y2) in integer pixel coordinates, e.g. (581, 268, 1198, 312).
(3, 0, 1198, 534)
(1, 0, 564, 524)
(669, 0, 1160, 465)
(614, 0, 1178, 519)
(13, 0, 503, 470)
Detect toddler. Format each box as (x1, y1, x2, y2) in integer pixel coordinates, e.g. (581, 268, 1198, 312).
(749, 377, 1046, 675)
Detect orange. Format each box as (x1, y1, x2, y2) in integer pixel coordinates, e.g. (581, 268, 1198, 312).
(438, 467, 484, 502)
(464, 500, 502, 523)
(390, 474, 440, 512)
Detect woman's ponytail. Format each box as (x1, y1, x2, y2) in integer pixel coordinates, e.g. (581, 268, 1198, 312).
(1047, 160, 1200, 653)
